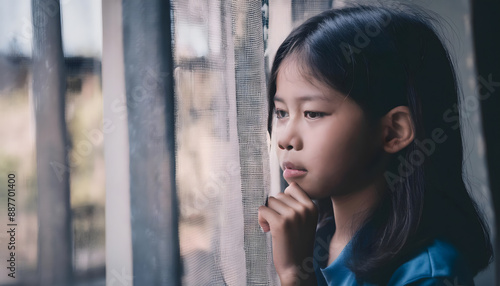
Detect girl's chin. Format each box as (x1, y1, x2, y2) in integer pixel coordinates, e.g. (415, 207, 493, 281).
(285, 181, 326, 199)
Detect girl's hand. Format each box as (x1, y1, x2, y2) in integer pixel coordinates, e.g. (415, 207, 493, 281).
(258, 182, 319, 286)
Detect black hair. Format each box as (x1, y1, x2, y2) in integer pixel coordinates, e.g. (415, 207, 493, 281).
(268, 4, 493, 284)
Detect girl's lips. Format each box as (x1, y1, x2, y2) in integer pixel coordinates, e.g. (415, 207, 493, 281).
(282, 161, 307, 179)
(283, 168, 307, 179)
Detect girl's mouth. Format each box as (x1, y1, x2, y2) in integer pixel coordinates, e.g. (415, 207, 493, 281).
(283, 168, 307, 179)
(282, 161, 307, 179)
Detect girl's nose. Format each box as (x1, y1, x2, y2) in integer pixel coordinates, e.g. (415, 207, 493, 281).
(277, 123, 302, 151)
(278, 143, 294, 151)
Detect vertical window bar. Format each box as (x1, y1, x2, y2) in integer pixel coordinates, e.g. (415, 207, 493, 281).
(122, 0, 180, 285)
(31, 0, 73, 285)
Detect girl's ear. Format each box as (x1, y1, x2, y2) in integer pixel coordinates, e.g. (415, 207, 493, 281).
(381, 106, 415, 153)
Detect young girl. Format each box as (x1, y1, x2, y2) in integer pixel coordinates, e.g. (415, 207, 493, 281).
(258, 4, 493, 286)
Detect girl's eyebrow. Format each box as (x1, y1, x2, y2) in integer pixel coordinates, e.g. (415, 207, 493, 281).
(274, 93, 333, 103)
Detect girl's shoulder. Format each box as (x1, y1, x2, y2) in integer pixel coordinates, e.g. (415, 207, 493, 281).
(388, 238, 475, 286)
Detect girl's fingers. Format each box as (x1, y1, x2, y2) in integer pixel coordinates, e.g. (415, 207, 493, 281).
(267, 196, 295, 217)
(258, 194, 304, 232)
(273, 192, 304, 211)
(258, 185, 318, 233)
(258, 205, 279, 232)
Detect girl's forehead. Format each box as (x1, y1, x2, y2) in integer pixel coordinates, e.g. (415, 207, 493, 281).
(277, 57, 310, 81)
(276, 59, 347, 102)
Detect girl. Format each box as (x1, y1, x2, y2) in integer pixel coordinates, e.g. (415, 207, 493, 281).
(258, 4, 493, 286)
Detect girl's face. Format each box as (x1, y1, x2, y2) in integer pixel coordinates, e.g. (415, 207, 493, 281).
(274, 60, 384, 199)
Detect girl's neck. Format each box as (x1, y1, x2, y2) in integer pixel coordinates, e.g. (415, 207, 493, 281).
(330, 176, 386, 243)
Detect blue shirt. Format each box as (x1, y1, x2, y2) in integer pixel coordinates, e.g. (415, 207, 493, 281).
(313, 217, 475, 285)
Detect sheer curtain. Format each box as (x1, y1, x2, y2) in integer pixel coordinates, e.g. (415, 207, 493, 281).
(172, 0, 277, 285)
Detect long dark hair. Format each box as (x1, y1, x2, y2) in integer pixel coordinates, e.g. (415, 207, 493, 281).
(268, 4, 493, 284)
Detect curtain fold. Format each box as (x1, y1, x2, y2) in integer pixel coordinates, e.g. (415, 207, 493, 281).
(172, 0, 277, 285)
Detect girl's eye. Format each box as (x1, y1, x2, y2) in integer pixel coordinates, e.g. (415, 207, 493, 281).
(304, 111, 325, 119)
(275, 109, 288, 119)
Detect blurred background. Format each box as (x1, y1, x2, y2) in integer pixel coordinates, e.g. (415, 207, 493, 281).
(0, 0, 498, 285)
(0, 0, 104, 285)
